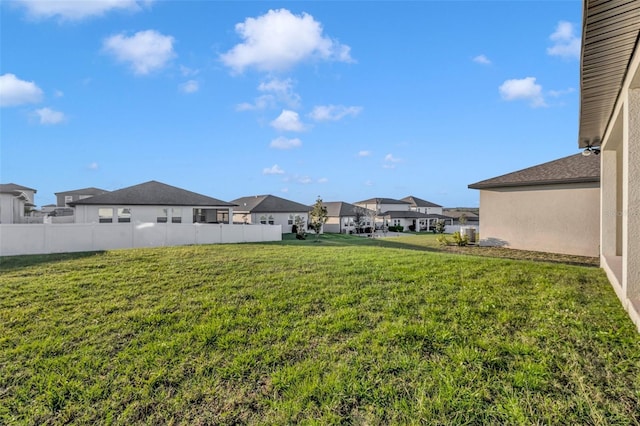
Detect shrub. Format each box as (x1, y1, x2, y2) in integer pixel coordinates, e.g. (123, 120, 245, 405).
(435, 220, 446, 234)
(452, 231, 469, 247)
(436, 235, 450, 246)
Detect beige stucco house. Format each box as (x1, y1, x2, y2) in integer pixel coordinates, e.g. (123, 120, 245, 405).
(579, 0, 640, 330)
(231, 194, 310, 233)
(469, 154, 600, 257)
(321, 201, 374, 234)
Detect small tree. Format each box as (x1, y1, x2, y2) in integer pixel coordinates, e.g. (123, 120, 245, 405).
(458, 213, 468, 226)
(353, 207, 367, 234)
(309, 196, 328, 241)
(294, 215, 306, 240)
(435, 219, 446, 234)
(366, 208, 378, 236)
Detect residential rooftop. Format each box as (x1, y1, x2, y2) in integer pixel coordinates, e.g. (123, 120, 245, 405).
(468, 153, 600, 190)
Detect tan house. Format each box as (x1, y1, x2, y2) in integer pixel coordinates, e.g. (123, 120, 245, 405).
(321, 201, 374, 234)
(579, 0, 640, 330)
(231, 194, 310, 233)
(468, 154, 600, 257)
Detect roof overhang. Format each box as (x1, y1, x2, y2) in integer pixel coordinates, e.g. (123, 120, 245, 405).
(579, 0, 640, 148)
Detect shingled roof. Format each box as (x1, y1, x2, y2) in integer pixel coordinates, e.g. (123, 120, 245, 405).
(322, 201, 369, 217)
(401, 195, 442, 208)
(55, 187, 109, 197)
(0, 183, 37, 193)
(354, 197, 410, 205)
(68, 181, 235, 207)
(468, 153, 600, 190)
(231, 194, 310, 213)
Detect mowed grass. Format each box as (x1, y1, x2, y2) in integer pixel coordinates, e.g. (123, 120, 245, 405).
(1, 235, 639, 424)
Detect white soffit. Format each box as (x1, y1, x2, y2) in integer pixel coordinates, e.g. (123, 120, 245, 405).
(579, 0, 640, 148)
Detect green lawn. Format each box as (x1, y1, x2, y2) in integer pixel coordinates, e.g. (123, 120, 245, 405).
(1, 235, 638, 424)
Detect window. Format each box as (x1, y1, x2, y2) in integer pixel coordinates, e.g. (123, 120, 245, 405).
(117, 208, 131, 223)
(288, 214, 294, 225)
(98, 208, 113, 223)
(260, 216, 267, 225)
(393, 219, 401, 226)
(64, 195, 73, 206)
(157, 208, 168, 223)
(268, 215, 275, 225)
(171, 208, 182, 223)
(217, 210, 229, 224)
(193, 208, 205, 223)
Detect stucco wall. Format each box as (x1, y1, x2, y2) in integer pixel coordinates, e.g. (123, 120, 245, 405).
(232, 212, 308, 233)
(478, 183, 600, 257)
(75, 205, 233, 224)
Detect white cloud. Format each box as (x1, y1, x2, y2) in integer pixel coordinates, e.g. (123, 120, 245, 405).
(270, 136, 302, 150)
(34, 107, 65, 124)
(258, 78, 300, 108)
(358, 150, 372, 157)
(309, 105, 362, 122)
(281, 187, 289, 193)
(298, 176, 312, 184)
(220, 8, 353, 73)
(238, 78, 301, 111)
(180, 65, 199, 77)
(0, 73, 43, 107)
(317, 177, 328, 183)
(88, 162, 99, 170)
(364, 180, 374, 187)
(54, 89, 64, 98)
(499, 77, 546, 107)
(270, 109, 305, 132)
(383, 153, 402, 169)
(263, 164, 285, 175)
(548, 87, 575, 98)
(179, 80, 199, 94)
(15, 0, 152, 21)
(103, 30, 176, 75)
(547, 21, 580, 60)
(473, 54, 491, 65)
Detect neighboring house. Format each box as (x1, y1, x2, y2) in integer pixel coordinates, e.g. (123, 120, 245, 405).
(0, 183, 37, 224)
(69, 180, 236, 224)
(444, 209, 480, 226)
(322, 201, 374, 233)
(231, 194, 310, 233)
(353, 197, 411, 215)
(55, 187, 109, 207)
(354, 197, 450, 231)
(380, 210, 432, 231)
(578, 0, 640, 330)
(468, 153, 600, 257)
(402, 195, 444, 215)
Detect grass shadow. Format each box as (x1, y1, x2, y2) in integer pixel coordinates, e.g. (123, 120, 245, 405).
(0, 251, 107, 272)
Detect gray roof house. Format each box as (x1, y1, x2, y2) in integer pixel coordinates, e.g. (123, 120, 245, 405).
(55, 187, 109, 207)
(468, 153, 600, 256)
(69, 180, 236, 224)
(0, 183, 37, 224)
(321, 201, 375, 233)
(230, 194, 310, 232)
(401, 196, 443, 213)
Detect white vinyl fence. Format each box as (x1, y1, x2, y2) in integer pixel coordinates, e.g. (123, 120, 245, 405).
(0, 223, 282, 256)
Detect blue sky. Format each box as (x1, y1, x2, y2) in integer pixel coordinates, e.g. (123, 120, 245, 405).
(1, 0, 582, 208)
